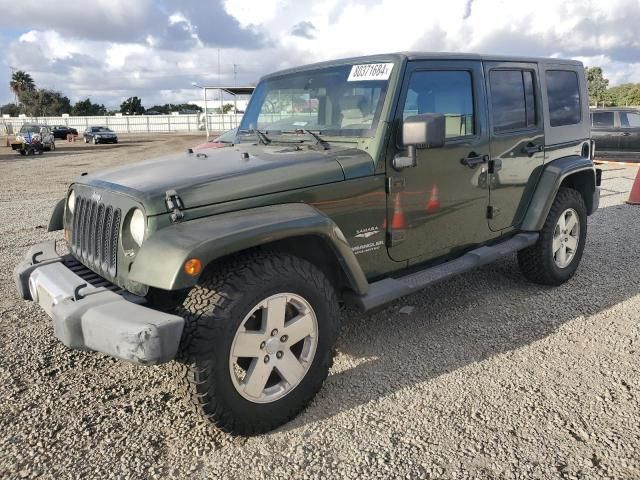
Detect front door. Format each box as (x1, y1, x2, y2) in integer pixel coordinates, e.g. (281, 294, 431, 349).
(485, 62, 545, 231)
(386, 60, 492, 262)
(618, 110, 640, 152)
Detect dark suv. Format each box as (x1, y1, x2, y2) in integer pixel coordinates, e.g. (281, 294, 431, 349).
(16, 52, 600, 435)
(591, 108, 640, 156)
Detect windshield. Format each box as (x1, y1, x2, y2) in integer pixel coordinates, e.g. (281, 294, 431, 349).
(20, 125, 41, 134)
(239, 63, 393, 138)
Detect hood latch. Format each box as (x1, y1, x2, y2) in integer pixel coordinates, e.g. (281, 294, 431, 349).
(165, 189, 185, 223)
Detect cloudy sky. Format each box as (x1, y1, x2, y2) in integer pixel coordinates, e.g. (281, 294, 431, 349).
(1, 0, 639, 109)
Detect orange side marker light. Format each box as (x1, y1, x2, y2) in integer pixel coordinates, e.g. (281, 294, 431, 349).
(184, 258, 203, 276)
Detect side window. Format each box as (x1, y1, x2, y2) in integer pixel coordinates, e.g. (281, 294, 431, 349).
(546, 70, 581, 127)
(620, 112, 640, 128)
(489, 69, 537, 134)
(402, 70, 474, 138)
(591, 111, 614, 128)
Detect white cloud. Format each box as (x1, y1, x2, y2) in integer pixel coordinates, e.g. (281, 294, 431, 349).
(2, 0, 640, 107)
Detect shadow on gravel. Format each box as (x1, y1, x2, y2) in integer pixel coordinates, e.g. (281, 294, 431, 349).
(281, 203, 640, 432)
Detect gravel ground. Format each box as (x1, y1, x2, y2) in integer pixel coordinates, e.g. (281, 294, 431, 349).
(0, 136, 639, 479)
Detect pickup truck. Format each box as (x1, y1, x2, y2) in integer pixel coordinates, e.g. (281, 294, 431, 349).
(591, 107, 640, 157)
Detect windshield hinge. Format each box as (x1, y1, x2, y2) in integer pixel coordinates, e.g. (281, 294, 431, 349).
(165, 189, 184, 223)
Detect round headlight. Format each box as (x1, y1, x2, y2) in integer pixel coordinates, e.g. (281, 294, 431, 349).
(67, 190, 76, 214)
(129, 208, 145, 246)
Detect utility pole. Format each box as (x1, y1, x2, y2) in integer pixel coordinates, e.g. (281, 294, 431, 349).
(233, 64, 238, 86)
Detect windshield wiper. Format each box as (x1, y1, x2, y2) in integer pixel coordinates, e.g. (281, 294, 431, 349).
(239, 128, 271, 145)
(282, 129, 330, 150)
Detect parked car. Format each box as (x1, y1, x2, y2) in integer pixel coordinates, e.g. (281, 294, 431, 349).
(17, 52, 600, 435)
(51, 125, 78, 139)
(591, 108, 640, 156)
(10, 124, 55, 155)
(193, 128, 237, 151)
(83, 126, 118, 144)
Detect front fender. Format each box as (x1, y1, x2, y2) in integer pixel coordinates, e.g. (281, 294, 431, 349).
(129, 203, 369, 294)
(521, 155, 596, 231)
(47, 198, 65, 232)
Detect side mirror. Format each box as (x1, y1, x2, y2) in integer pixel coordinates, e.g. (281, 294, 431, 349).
(393, 113, 445, 170)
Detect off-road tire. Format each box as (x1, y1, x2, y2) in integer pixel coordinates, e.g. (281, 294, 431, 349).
(170, 251, 339, 435)
(518, 187, 587, 285)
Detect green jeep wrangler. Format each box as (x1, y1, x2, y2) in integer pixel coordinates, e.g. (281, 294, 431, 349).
(15, 53, 600, 435)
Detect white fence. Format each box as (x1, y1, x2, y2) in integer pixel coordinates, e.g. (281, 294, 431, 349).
(0, 113, 244, 135)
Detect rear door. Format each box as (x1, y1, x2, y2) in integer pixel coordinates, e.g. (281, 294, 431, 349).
(591, 111, 619, 153)
(485, 62, 545, 231)
(618, 110, 640, 152)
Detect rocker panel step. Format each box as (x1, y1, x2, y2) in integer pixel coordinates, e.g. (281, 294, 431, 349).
(352, 232, 539, 311)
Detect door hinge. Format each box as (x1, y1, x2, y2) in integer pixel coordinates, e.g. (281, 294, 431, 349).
(487, 206, 501, 219)
(386, 230, 406, 247)
(386, 176, 405, 193)
(165, 189, 185, 223)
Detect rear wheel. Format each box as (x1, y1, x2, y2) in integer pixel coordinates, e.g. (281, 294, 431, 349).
(518, 187, 587, 285)
(170, 252, 338, 435)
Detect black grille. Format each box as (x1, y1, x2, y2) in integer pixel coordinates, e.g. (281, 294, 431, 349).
(71, 194, 121, 279)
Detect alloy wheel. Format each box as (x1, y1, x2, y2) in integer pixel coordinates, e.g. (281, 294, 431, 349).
(229, 293, 318, 403)
(553, 208, 580, 268)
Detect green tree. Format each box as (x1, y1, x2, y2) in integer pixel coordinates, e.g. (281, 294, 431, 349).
(606, 83, 640, 106)
(0, 103, 21, 116)
(147, 103, 203, 114)
(72, 98, 107, 116)
(9, 70, 36, 103)
(585, 67, 609, 107)
(120, 96, 145, 115)
(222, 103, 235, 114)
(20, 89, 71, 116)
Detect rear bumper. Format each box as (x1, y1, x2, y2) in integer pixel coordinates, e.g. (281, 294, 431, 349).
(14, 241, 184, 365)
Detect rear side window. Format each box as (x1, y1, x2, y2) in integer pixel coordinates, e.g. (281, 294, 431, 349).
(620, 111, 640, 128)
(591, 111, 614, 128)
(489, 69, 537, 133)
(403, 70, 475, 138)
(546, 70, 581, 127)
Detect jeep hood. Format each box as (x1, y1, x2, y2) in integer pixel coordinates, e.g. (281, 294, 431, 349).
(76, 144, 374, 215)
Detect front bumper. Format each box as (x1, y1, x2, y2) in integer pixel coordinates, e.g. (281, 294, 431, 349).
(14, 241, 184, 365)
(95, 137, 117, 143)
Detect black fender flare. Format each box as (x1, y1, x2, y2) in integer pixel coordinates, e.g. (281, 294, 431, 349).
(521, 155, 598, 232)
(47, 198, 65, 232)
(128, 203, 369, 294)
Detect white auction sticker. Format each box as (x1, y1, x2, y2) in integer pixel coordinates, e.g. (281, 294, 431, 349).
(347, 63, 394, 82)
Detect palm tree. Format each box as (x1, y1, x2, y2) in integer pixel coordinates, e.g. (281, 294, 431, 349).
(10, 71, 36, 104)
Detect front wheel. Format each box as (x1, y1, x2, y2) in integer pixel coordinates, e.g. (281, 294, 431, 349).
(92, 137, 97, 145)
(170, 252, 338, 435)
(518, 187, 587, 285)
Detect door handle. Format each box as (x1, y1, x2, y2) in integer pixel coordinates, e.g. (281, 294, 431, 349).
(522, 144, 544, 156)
(622, 132, 631, 136)
(460, 153, 488, 168)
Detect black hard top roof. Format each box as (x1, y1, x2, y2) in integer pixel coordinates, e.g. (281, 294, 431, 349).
(263, 52, 583, 79)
